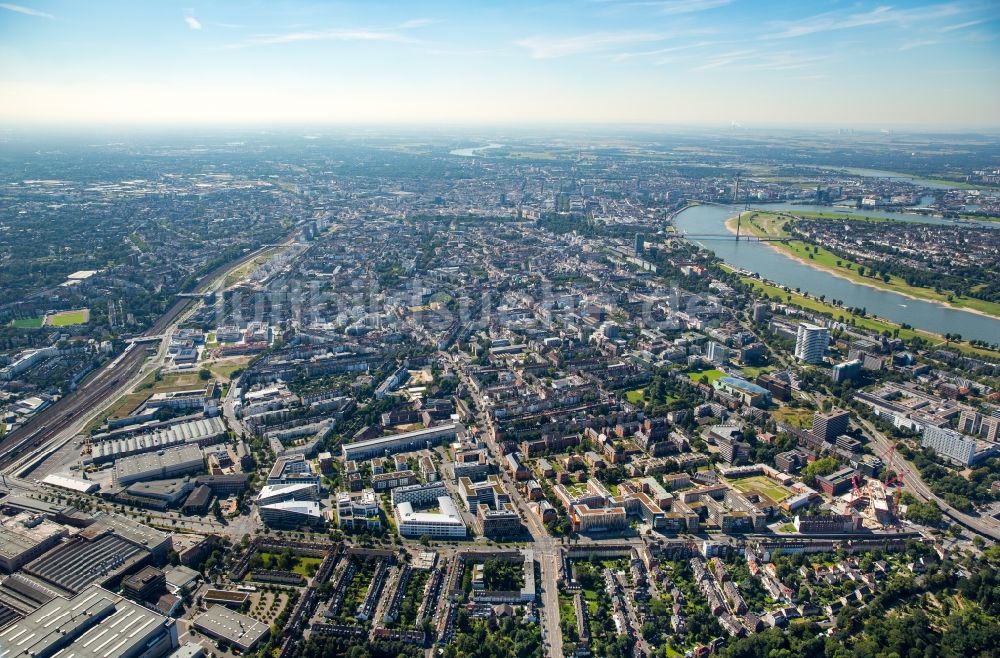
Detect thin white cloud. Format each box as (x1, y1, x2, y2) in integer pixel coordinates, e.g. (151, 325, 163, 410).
(516, 31, 666, 59)
(613, 39, 718, 61)
(940, 19, 983, 32)
(229, 29, 415, 49)
(644, 0, 733, 15)
(185, 16, 202, 30)
(225, 19, 432, 49)
(764, 3, 966, 40)
(590, 0, 732, 14)
(899, 39, 938, 51)
(691, 49, 833, 72)
(0, 3, 53, 19)
(398, 18, 436, 29)
(690, 49, 755, 71)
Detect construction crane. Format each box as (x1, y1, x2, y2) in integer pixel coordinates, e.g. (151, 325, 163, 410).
(879, 442, 909, 489)
(848, 474, 864, 510)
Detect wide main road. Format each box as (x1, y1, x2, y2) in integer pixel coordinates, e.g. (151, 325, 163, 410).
(0, 238, 296, 469)
(859, 417, 1000, 541)
(445, 351, 564, 658)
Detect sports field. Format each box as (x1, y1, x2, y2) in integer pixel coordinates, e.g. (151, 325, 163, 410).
(46, 308, 90, 326)
(10, 317, 44, 328)
(730, 475, 792, 503)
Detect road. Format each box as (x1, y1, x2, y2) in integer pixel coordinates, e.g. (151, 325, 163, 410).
(222, 371, 254, 439)
(860, 417, 1000, 541)
(446, 351, 565, 658)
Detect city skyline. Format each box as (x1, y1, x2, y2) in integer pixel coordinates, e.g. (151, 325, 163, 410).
(1, 0, 999, 127)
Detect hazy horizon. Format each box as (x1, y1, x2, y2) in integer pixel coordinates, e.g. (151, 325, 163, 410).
(1, 0, 999, 127)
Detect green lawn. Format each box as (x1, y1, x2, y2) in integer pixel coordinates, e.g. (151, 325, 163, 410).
(10, 317, 44, 328)
(255, 552, 323, 577)
(47, 308, 90, 326)
(224, 248, 279, 287)
(107, 392, 152, 420)
(730, 475, 792, 502)
(791, 210, 895, 223)
(139, 370, 211, 393)
(290, 556, 323, 577)
(625, 388, 646, 404)
(686, 368, 726, 385)
(772, 406, 815, 429)
(208, 359, 251, 381)
(741, 365, 774, 380)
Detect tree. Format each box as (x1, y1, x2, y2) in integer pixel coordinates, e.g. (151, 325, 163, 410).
(906, 501, 943, 527)
(801, 456, 839, 486)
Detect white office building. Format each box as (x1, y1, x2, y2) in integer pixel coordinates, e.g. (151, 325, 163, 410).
(921, 425, 996, 466)
(259, 500, 325, 528)
(336, 489, 381, 530)
(395, 496, 467, 538)
(390, 481, 447, 507)
(794, 323, 830, 364)
(257, 483, 319, 506)
(706, 341, 729, 364)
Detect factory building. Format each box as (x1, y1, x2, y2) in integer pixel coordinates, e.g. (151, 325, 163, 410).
(191, 606, 270, 652)
(22, 527, 152, 596)
(0, 585, 178, 658)
(0, 514, 67, 573)
(90, 417, 226, 463)
(112, 445, 204, 486)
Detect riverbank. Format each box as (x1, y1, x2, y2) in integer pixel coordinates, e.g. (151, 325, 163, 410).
(722, 265, 1000, 361)
(788, 208, 1000, 226)
(726, 212, 1000, 321)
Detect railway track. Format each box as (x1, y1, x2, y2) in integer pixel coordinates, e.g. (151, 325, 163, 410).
(0, 239, 292, 469)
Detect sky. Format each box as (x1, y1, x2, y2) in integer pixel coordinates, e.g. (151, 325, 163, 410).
(0, 0, 998, 128)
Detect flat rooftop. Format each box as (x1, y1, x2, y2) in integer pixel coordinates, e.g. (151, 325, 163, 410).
(0, 515, 65, 564)
(192, 605, 269, 651)
(23, 532, 149, 594)
(0, 585, 171, 658)
(113, 444, 204, 482)
(344, 423, 461, 451)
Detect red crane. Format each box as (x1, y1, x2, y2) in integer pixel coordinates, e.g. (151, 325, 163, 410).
(880, 442, 908, 488)
(848, 474, 864, 509)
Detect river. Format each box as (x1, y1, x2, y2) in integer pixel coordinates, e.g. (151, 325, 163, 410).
(752, 202, 999, 230)
(812, 167, 960, 190)
(673, 204, 1000, 343)
(450, 143, 503, 157)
